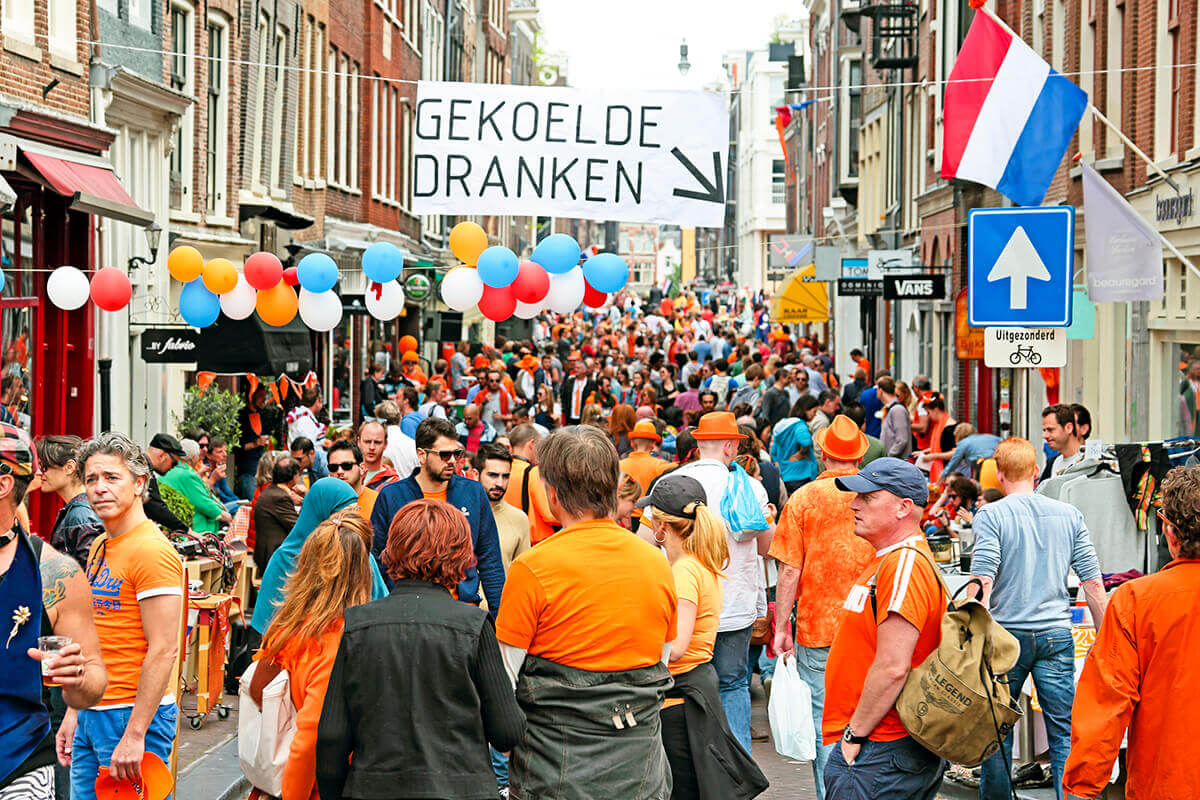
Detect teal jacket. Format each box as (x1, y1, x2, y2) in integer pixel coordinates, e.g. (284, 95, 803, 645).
(161, 462, 225, 533)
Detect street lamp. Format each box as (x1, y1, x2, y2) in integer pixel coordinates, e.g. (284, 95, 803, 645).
(677, 39, 691, 77)
(127, 222, 162, 273)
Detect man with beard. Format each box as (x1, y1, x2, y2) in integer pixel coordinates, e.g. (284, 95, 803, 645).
(473, 443, 529, 579)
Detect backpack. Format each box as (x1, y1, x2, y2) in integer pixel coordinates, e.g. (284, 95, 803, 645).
(238, 659, 297, 796)
(869, 546, 1023, 768)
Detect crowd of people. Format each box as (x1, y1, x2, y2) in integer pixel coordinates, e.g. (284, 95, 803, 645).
(3, 294, 1198, 800)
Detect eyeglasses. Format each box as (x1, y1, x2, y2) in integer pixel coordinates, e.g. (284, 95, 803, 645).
(423, 448, 466, 461)
(328, 461, 358, 473)
(1157, 508, 1173, 530)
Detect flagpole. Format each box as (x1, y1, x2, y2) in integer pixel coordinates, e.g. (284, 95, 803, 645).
(1088, 105, 1181, 194)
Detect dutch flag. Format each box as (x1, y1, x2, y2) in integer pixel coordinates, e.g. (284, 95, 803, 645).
(940, 10, 1088, 207)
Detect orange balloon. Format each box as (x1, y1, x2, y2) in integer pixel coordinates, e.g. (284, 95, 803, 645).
(167, 246, 203, 282)
(399, 335, 418, 353)
(256, 282, 298, 326)
(201, 258, 238, 294)
(448, 222, 488, 266)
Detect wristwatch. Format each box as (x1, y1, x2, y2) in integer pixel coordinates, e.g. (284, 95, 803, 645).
(842, 725, 869, 745)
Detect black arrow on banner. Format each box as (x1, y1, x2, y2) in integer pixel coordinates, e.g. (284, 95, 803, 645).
(671, 148, 724, 204)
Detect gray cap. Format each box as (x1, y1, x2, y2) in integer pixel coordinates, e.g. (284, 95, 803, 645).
(835, 457, 929, 506)
(635, 473, 707, 518)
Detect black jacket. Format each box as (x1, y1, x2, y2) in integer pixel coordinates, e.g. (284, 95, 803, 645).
(667, 663, 770, 800)
(316, 581, 524, 800)
(559, 376, 597, 424)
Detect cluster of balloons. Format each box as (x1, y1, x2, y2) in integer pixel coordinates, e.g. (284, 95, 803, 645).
(438, 223, 629, 322)
(46, 266, 133, 312)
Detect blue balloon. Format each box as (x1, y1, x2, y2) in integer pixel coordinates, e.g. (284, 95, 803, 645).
(476, 246, 519, 288)
(297, 253, 339, 293)
(530, 233, 581, 274)
(582, 253, 629, 294)
(180, 278, 220, 328)
(361, 242, 404, 283)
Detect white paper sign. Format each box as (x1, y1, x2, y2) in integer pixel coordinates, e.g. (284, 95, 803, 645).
(983, 327, 1067, 368)
(412, 81, 730, 227)
(867, 249, 913, 279)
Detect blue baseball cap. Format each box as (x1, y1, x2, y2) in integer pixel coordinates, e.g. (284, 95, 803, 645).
(835, 458, 928, 506)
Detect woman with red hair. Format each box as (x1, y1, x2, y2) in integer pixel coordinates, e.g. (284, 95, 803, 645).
(316, 500, 525, 800)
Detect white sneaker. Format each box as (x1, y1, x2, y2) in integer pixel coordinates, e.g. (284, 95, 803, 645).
(498, 788, 510, 799)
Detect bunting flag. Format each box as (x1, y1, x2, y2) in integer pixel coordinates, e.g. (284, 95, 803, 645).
(245, 373, 259, 398)
(303, 371, 319, 390)
(268, 381, 282, 408)
(278, 375, 292, 403)
(196, 372, 216, 395)
(774, 106, 793, 178)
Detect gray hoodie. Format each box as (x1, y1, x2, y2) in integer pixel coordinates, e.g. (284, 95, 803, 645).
(881, 399, 913, 458)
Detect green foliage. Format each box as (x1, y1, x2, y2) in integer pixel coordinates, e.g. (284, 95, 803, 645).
(175, 385, 242, 446)
(159, 482, 194, 529)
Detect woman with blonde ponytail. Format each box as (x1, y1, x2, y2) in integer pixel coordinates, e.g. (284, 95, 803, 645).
(637, 475, 768, 800)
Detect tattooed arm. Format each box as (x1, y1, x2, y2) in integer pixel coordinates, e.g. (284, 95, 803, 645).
(36, 547, 107, 709)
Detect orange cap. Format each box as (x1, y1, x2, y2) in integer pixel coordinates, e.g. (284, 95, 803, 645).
(401, 351, 419, 362)
(629, 420, 661, 441)
(691, 412, 746, 440)
(94, 753, 173, 800)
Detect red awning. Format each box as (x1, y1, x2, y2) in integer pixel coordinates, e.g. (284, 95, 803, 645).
(22, 150, 154, 227)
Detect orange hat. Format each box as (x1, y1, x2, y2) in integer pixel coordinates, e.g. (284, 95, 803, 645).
(473, 355, 490, 369)
(95, 753, 173, 800)
(518, 354, 538, 370)
(630, 420, 661, 442)
(815, 414, 869, 461)
(402, 351, 419, 363)
(979, 458, 1002, 493)
(691, 412, 746, 440)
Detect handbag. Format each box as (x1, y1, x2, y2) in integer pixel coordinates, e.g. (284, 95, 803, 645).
(238, 659, 296, 797)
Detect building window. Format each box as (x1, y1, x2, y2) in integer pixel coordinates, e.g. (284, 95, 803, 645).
(128, 0, 151, 28)
(312, 24, 326, 181)
(768, 74, 785, 122)
(206, 16, 229, 218)
(846, 59, 862, 179)
(327, 48, 338, 186)
(269, 27, 287, 192)
(296, 15, 310, 183)
(1105, 0, 1123, 159)
(250, 13, 270, 191)
(1168, 0, 1181, 155)
(169, 2, 194, 211)
(401, 102, 412, 210)
(772, 160, 786, 204)
(349, 64, 360, 189)
(372, 77, 381, 198)
(48, 0, 77, 58)
(3, 0, 34, 39)
(403, 0, 418, 47)
(422, 0, 444, 81)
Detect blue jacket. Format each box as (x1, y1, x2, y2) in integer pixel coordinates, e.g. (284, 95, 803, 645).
(369, 474, 505, 616)
(771, 417, 820, 485)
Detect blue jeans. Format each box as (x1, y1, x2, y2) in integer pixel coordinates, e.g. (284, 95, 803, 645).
(71, 704, 177, 800)
(824, 736, 945, 800)
(713, 625, 753, 752)
(236, 469, 257, 500)
(490, 746, 508, 788)
(979, 627, 1074, 800)
(794, 645, 835, 800)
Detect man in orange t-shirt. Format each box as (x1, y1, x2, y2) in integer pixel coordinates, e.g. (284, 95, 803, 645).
(821, 458, 946, 799)
(769, 415, 876, 799)
(619, 420, 671, 492)
(496, 427, 676, 799)
(503, 424, 559, 544)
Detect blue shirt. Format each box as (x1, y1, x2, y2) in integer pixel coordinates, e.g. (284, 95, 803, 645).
(860, 387, 883, 437)
(691, 340, 712, 363)
(400, 411, 424, 438)
(971, 493, 1102, 631)
(943, 433, 1002, 478)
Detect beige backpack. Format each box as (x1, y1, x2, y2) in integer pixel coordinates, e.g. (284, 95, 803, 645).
(869, 546, 1023, 767)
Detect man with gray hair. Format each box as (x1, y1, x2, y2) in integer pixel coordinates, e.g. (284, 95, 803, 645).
(153, 433, 230, 533)
(65, 433, 184, 799)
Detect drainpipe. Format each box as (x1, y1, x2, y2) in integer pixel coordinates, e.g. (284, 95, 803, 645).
(98, 358, 112, 433)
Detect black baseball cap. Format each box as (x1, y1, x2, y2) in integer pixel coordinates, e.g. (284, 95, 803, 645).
(835, 457, 929, 506)
(148, 433, 185, 459)
(635, 473, 707, 518)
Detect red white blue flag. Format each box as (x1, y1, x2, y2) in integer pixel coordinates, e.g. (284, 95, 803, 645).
(941, 10, 1087, 206)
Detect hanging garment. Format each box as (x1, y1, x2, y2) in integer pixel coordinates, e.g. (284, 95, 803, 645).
(1039, 460, 1142, 574)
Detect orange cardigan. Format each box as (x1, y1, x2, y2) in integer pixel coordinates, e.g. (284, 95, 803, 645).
(278, 626, 344, 800)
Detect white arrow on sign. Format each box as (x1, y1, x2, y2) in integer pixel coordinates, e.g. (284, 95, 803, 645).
(986, 226, 1051, 310)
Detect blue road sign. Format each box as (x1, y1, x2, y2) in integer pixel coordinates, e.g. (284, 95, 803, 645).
(968, 206, 1074, 327)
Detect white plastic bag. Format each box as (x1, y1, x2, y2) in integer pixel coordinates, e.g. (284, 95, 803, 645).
(767, 654, 817, 762)
(238, 660, 297, 796)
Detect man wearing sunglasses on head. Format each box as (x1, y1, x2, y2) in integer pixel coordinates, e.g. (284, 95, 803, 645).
(327, 440, 377, 522)
(370, 417, 505, 617)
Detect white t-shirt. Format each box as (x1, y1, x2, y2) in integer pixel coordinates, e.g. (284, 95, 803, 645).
(384, 426, 419, 478)
(647, 458, 771, 633)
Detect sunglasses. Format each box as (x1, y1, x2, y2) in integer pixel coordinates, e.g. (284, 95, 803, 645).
(423, 448, 466, 461)
(328, 461, 358, 473)
(198, 442, 209, 449)
(1157, 508, 1173, 530)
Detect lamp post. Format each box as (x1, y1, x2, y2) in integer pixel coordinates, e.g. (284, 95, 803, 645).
(677, 39, 699, 287)
(126, 222, 163, 273)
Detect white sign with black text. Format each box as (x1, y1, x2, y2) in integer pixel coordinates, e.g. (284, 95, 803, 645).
(412, 81, 730, 227)
(983, 327, 1066, 368)
(867, 249, 914, 279)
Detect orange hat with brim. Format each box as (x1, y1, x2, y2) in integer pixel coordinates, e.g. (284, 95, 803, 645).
(815, 414, 869, 461)
(95, 753, 173, 800)
(518, 355, 538, 370)
(473, 355, 490, 369)
(402, 351, 419, 362)
(692, 412, 746, 440)
(630, 420, 661, 442)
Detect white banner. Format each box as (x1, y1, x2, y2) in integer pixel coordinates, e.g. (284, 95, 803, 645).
(412, 81, 729, 228)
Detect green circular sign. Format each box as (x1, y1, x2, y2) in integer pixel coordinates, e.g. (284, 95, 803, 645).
(404, 273, 432, 301)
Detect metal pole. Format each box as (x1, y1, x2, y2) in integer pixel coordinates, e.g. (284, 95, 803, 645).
(1089, 105, 1181, 194)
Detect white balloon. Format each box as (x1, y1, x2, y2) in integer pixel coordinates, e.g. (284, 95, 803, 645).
(220, 272, 257, 320)
(298, 288, 343, 331)
(440, 266, 484, 311)
(512, 300, 541, 319)
(545, 267, 585, 315)
(46, 266, 90, 310)
(366, 280, 406, 321)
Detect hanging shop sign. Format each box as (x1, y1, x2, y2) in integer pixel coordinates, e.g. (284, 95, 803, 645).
(412, 81, 730, 227)
(404, 273, 433, 301)
(140, 328, 200, 363)
(883, 274, 946, 300)
(837, 278, 883, 297)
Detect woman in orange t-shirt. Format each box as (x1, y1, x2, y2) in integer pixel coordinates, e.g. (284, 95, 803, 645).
(251, 511, 375, 800)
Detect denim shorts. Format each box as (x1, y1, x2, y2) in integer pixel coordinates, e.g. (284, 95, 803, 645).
(70, 704, 177, 800)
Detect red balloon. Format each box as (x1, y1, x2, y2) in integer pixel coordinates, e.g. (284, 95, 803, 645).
(582, 281, 607, 308)
(477, 283, 516, 321)
(245, 252, 283, 290)
(511, 260, 550, 304)
(90, 267, 132, 311)
(282, 266, 300, 286)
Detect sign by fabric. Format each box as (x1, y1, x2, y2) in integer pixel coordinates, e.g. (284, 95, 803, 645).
(140, 329, 199, 363)
(772, 264, 829, 322)
(412, 81, 730, 227)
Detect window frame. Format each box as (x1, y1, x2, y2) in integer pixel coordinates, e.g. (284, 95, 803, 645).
(771, 159, 787, 204)
(169, 1, 196, 212)
(205, 13, 230, 219)
(47, 0, 78, 59)
(269, 25, 288, 194)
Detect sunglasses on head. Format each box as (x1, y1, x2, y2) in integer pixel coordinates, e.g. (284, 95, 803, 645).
(328, 461, 358, 473)
(423, 447, 466, 461)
